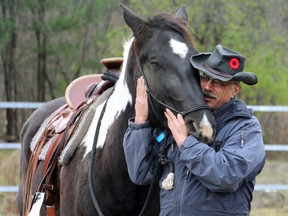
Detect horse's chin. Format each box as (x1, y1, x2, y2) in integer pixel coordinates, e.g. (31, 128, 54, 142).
(197, 133, 215, 145)
(188, 130, 214, 145)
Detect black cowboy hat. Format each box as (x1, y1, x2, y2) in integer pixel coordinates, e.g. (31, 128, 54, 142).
(190, 44, 257, 85)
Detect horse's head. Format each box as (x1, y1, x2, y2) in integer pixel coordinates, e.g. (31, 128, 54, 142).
(120, 4, 216, 144)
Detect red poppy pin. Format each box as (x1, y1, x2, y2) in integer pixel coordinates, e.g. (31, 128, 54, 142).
(229, 58, 239, 70)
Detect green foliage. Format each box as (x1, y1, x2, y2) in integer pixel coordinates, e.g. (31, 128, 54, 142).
(49, 16, 78, 32)
(118, 0, 288, 106)
(0, 22, 12, 50)
(184, 0, 288, 105)
(0, 0, 287, 104)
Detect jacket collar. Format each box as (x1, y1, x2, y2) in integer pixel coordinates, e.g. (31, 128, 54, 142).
(212, 97, 252, 131)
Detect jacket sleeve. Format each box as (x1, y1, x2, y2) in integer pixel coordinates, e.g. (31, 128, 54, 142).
(179, 116, 266, 192)
(123, 118, 160, 185)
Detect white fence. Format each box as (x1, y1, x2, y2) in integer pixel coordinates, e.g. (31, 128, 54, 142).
(1, 102, 288, 193)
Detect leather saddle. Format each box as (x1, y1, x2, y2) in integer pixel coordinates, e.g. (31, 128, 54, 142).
(25, 57, 123, 216)
(65, 57, 123, 110)
(53, 57, 123, 133)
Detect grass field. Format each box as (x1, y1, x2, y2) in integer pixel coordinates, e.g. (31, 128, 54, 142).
(0, 150, 20, 216)
(0, 150, 287, 215)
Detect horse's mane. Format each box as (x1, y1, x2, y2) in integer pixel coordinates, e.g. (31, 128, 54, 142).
(147, 12, 195, 46)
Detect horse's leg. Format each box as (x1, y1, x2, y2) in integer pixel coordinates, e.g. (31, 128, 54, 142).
(17, 97, 65, 215)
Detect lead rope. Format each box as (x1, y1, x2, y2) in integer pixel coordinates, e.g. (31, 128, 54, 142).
(88, 93, 161, 216)
(139, 132, 174, 216)
(158, 134, 175, 190)
(88, 72, 119, 216)
(89, 83, 116, 216)
(88, 98, 108, 216)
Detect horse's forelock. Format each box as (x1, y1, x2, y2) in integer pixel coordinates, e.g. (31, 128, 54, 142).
(147, 12, 195, 48)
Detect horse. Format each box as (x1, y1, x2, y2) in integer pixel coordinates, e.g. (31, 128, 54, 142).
(17, 4, 216, 216)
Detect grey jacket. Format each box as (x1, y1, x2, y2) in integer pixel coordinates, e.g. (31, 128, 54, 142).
(123, 98, 266, 216)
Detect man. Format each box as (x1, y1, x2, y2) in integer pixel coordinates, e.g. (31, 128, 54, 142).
(123, 44, 266, 215)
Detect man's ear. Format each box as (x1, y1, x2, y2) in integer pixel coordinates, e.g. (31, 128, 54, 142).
(234, 83, 241, 95)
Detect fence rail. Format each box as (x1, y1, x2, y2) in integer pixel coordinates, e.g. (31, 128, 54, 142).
(2, 143, 288, 151)
(1, 102, 288, 193)
(0, 101, 44, 109)
(1, 102, 288, 112)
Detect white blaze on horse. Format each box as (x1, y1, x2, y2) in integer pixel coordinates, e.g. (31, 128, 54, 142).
(17, 4, 216, 216)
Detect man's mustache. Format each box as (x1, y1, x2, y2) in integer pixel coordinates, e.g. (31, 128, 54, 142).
(203, 90, 217, 99)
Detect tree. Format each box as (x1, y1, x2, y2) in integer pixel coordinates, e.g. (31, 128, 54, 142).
(186, 0, 288, 105)
(0, 0, 126, 140)
(0, 0, 19, 141)
(1, 0, 288, 142)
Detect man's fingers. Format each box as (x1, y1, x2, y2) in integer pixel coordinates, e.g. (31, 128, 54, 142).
(177, 113, 185, 124)
(137, 77, 147, 97)
(164, 109, 173, 122)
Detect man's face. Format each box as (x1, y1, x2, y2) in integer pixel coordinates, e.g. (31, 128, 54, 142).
(199, 72, 241, 110)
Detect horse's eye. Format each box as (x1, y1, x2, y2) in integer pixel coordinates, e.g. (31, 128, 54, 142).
(151, 61, 161, 70)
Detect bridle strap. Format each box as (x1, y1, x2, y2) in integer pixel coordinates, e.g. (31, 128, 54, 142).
(133, 47, 210, 117)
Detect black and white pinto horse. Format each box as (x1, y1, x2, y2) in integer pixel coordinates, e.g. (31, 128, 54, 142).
(18, 4, 216, 216)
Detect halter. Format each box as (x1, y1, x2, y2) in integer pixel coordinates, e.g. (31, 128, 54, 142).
(133, 47, 210, 117)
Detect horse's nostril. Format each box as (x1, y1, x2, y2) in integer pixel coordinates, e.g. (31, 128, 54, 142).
(185, 120, 198, 137)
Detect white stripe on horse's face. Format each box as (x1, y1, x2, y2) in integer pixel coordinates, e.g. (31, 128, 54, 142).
(81, 39, 133, 159)
(169, 38, 188, 59)
(199, 113, 214, 143)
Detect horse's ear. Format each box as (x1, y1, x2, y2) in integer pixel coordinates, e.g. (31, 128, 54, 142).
(174, 5, 188, 24)
(120, 4, 145, 35)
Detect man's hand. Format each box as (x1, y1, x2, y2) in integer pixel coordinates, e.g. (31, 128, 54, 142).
(164, 109, 188, 147)
(135, 76, 149, 123)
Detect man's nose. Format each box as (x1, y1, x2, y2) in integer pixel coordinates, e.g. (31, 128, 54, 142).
(202, 80, 214, 90)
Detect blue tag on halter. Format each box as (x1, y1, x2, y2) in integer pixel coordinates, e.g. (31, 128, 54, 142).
(156, 132, 165, 143)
